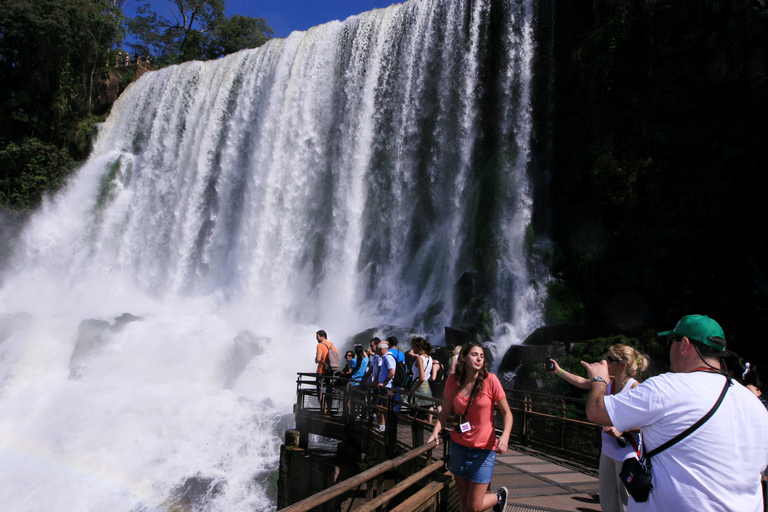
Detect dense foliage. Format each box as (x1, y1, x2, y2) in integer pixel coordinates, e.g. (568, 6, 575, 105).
(0, 0, 123, 208)
(539, 0, 768, 366)
(0, 0, 272, 212)
(125, 0, 273, 64)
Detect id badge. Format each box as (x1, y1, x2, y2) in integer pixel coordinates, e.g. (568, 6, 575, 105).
(459, 421, 471, 433)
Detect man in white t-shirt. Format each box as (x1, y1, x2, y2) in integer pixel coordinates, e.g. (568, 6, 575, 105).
(583, 314, 768, 512)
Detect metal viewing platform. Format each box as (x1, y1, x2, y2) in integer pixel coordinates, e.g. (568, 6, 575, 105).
(278, 373, 604, 512)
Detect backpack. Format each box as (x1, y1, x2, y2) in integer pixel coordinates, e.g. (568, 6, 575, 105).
(388, 353, 413, 388)
(430, 359, 446, 385)
(322, 341, 340, 373)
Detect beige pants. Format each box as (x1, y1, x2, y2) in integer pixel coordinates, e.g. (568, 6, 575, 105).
(598, 452, 629, 512)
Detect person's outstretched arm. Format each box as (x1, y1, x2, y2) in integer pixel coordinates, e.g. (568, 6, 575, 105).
(547, 358, 591, 389)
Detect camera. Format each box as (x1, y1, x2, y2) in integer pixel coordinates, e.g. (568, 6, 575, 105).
(545, 358, 555, 372)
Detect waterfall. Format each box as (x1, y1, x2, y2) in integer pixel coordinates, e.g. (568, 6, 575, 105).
(0, 0, 544, 510)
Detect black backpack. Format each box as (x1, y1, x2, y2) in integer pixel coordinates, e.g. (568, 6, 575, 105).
(430, 359, 446, 385)
(388, 353, 412, 388)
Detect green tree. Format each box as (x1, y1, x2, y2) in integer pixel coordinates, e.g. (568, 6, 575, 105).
(0, 0, 124, 210)
(205, 14, 274, 59)
(126, 0, 272, 64)
(0, 0, 124, 140)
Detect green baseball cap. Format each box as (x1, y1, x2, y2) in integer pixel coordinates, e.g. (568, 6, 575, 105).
(658, 314, 726, 352)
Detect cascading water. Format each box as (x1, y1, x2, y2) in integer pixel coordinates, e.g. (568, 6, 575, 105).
(0, 0, 545, 510)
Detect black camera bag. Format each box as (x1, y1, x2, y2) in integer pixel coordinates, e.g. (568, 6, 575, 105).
(619, 374, 730, 503)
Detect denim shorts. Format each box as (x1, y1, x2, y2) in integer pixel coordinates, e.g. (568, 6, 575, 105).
(449, 440, 496, 484)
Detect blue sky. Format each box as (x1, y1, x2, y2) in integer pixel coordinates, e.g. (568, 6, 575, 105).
(122, 0, 402, 39)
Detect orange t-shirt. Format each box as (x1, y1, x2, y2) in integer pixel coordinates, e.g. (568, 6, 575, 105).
(444, 372, 506, 450)
(316, 341, 334, 374)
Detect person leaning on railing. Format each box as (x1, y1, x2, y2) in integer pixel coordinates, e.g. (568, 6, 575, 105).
(547, 345, 648, 512)
(407, 337, 434, 420)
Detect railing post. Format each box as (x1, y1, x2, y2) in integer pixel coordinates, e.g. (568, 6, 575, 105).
(523, 394, 531, 446)
(560, 399, 566, 452)
(385, 392, 397, 457)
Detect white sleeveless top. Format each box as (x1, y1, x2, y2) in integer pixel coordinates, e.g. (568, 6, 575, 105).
(411, 355, 432, 382)
(601, 377, 641, 461)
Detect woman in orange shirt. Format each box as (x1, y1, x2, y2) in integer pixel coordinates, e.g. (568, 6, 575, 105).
(428, 341, 513, 512)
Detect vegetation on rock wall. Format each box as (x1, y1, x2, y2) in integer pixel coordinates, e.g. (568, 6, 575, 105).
(539, 0, 768, 367)
(0, 0, 273, 215)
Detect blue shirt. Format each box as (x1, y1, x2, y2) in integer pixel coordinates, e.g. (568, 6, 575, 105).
(378, 352, 397, 387)
(350, 357, 368, 384)
(389, 348, 405, 363)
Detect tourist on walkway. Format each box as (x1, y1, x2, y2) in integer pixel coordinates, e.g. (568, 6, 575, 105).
(408, 337, 433, 419)
(340, 351, 354, 375)
(449, 345, 462, 375)
(314, 330, 339, 416)
(584, 315, 768, 511)
(548, 345, 648, 512)
(428, 341, 513, 512)
(429, 349, 447, 417)
(349, 344, 369, 385)
(375, 341, 396, 431)
(723, 352, 768, 509)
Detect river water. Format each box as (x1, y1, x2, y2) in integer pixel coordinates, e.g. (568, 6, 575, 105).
(0, 0, 544, 510)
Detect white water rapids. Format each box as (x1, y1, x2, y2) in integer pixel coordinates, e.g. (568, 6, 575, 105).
(0, 0, 544, 510)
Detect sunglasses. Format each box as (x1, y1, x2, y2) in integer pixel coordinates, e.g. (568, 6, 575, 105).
(605, 355, 621, 364)
(667, 336, 682, 347)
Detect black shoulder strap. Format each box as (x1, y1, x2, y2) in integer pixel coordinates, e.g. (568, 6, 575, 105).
(645, 375, 731, 459)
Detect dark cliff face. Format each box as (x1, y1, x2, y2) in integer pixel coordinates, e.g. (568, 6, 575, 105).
(531, 0, 768, 364)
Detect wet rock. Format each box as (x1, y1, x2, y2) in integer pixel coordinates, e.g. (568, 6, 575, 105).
(444, 326, 492, 348)
(111, 313, 141, 332)
(413, 301, 446, 334)
(348, 324, 427, 352)
(224, 331, 271, 388)
(164, 475, 223, 511)
(69, 319, 111, 378)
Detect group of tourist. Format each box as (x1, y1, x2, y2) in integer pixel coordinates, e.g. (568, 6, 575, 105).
(113, 51, 152, 68)
(312, 314, 768, 512)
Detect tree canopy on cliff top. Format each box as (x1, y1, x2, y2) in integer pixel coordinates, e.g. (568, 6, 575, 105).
(125, 0, 274, 64)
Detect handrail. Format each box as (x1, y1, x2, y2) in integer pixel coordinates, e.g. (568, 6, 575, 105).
(353, 459, 445, 512)
(290, 370, 602, 510)
(278, 440, 441, 512)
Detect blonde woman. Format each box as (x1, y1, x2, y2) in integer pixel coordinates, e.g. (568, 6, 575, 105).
(548, 344, 649, 512)
(449, 344, 462, 375)
(429, 342, 513, 512)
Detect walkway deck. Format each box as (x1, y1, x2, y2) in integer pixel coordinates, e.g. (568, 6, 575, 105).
(491, 446, 600, 512)
(290, 375, 604, 511)
(306, 412, 602, 512)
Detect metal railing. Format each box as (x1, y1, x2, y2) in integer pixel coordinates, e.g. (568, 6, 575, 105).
(286, 373, 602, 510)
(505, 389, 601, 466)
